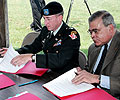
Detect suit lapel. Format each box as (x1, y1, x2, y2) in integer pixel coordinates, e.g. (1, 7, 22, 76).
(43, 31, 51, 49)
(101, 31, 120, 72)
(89, 46, 101, 72)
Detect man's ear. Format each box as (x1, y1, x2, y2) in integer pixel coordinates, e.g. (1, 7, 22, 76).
(108, 24, 114, 33)
(58, 15, 63, 21)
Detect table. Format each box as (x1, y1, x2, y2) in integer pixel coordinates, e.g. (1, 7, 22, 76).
(0, 71, 61, 100)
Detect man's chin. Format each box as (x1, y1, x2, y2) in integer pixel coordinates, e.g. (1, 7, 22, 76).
(47, 29, 51, 31)
(47, 27, 52, 31)
(94, 43, 101, 47)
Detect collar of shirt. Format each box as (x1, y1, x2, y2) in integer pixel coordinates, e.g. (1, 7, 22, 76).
(107, 39, 112, 49)
(51, 22, 63, 36)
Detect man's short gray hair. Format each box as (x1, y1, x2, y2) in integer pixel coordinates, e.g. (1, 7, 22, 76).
(88, 10, 116, 28)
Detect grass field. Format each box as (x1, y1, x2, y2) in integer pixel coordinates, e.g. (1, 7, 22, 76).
(8, 0, 120, 55)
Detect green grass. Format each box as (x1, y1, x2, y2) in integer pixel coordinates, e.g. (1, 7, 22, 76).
(8, 0, 120, 55)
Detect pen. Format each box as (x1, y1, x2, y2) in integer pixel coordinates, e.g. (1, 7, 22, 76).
(74, 71, 79, 75)
(18, 80, 38, 87)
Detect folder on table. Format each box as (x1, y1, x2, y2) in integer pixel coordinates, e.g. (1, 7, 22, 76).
(43, 68, 117, 100)
(15, 61, 48, 76)
(0, 44, 48, 76)
(0, 73, 15, 89)
(60, 88, 117, 100)
(6, 91, 41, 100)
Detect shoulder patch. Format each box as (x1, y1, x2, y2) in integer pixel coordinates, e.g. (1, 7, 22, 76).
(69, 33, 77, 40)
(71, 31, 77, 35)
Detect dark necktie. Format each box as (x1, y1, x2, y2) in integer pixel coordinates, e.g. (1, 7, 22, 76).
(50, 31, 54, 39)
(94, 44, 108, 75)
(48, 32, 54, 41)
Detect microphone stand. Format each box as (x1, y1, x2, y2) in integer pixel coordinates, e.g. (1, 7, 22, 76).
(84, 0, 91, 15)
(66, 0, 74, 24)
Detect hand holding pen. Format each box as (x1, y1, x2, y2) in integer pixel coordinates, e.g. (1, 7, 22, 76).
(72, 67, 82, 84)
(72, 67, 100, 85)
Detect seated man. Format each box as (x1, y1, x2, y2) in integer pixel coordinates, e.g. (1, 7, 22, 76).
(72, 10, 120, 98)
(0, 1, 80, 74)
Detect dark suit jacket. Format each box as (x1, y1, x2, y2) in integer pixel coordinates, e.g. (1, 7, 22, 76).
(87, 30, 120, 97)
(17, 21, 80, 74)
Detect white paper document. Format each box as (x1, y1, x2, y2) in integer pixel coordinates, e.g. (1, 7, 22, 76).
(0, 44, 25, 73)
(43, 68, 95, 97)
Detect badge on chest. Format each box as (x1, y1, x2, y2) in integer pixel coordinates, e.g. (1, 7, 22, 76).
(53, 39, 62, 47)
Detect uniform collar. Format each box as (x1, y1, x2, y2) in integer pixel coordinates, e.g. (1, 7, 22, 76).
(51, 22, 63, 36)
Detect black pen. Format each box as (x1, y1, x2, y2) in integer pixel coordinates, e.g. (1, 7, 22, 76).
(74, 71, 79, 75)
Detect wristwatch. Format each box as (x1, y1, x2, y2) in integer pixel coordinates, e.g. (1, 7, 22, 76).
(99, 75, 101, 84)
(32, 54, 36, 62)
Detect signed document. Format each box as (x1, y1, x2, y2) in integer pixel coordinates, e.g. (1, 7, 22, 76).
(0, 45, 25, 73)
(43, 68, 95, 97)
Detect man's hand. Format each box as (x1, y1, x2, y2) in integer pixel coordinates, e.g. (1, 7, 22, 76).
(11, 54, 33, 66)
(72, 69, 100, 85)
(0, 48, 8, 56)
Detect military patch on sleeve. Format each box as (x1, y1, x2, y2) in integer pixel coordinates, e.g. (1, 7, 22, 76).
(71, 31, 77, 35)
(69, 31, 77, 40)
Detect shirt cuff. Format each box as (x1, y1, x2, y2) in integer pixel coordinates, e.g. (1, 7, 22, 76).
(99, 75, 110, 89)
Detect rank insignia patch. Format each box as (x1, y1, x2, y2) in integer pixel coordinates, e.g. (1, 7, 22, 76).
(53, 39, 62, 47)
(69, 34, 77, 40)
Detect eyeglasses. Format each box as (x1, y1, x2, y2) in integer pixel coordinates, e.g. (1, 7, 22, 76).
(87, 29, 100, 35)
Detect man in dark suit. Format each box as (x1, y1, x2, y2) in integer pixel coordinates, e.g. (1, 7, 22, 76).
(0, 1, 80, 74)
(30, 0, 45, 32)
(72, 10, 120, 98)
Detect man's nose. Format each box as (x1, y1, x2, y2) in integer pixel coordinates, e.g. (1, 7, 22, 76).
(91, 31, 96, 38)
